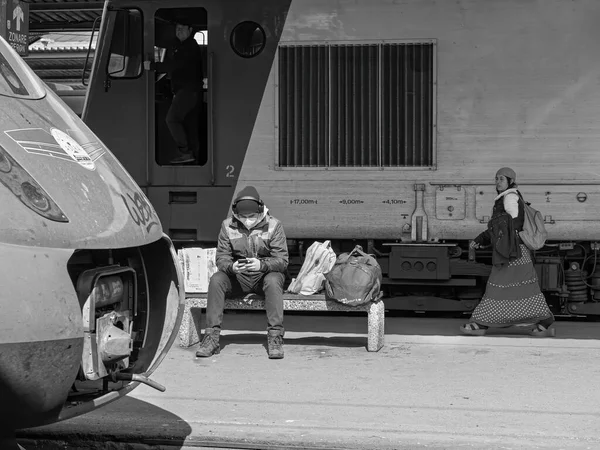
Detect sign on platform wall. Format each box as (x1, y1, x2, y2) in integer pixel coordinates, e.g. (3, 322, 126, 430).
(0, 0, 29, 56)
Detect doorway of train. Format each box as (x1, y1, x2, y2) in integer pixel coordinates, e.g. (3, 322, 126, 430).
(146, 4, 269, 241)
(153, 8, 209, 168)
(84, 0, 286, 241)
(146, 4, 216, 189)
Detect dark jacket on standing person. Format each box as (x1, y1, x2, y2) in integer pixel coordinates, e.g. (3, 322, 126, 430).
(155, 35, 203, 93)
(474, 188, 523, 266)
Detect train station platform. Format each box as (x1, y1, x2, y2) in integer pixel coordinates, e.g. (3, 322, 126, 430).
(17, 314, 600, 450)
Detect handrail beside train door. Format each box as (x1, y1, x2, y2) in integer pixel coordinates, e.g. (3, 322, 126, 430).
(82, 16, 102, 86)
(209, 51, 215, 185)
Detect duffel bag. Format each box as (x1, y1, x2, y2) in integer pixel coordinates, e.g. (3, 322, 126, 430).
(324, 245, 382, 306)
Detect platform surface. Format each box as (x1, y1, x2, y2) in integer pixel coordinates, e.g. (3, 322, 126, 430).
(18, 314, 600, 449)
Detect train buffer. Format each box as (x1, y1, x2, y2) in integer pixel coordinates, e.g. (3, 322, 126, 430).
(179, 293, 385, 352)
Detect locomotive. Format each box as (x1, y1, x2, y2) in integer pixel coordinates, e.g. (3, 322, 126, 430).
(0, 33, 184, 447)
(45, 0, 600, 316)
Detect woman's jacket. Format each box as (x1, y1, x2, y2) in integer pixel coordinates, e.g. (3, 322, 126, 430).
(474, 188, 524, 267)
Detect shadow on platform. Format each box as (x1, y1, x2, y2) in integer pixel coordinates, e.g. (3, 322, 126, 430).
(16, 397, 192, 449)
(218, 332, 367, 352)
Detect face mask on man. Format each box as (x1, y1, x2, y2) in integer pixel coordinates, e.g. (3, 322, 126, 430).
(242, 217, 258, 228)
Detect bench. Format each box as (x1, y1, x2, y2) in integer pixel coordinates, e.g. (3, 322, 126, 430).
(179, 293, 385, 352)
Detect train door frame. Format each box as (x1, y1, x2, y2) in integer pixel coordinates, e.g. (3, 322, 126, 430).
(146, 3, 218, 188)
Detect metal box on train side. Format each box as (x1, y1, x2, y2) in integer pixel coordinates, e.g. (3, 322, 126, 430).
(388, 245, 451, 280)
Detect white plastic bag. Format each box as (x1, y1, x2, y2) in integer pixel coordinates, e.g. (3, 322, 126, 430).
(287, 241, 337, 295)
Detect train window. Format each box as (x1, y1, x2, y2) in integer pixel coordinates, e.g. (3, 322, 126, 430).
(107, 9, 143, 79)
(277, 41, 437, 169)
(0, 38, 46, 99)
(231, 21, 266, 58)
(153, 8, 208, 166)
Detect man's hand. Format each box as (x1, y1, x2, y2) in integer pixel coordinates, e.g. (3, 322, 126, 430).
(242, 258, 261, 272)
(469, 241, 481, 250)
(233, 258, 261, 273)
(232, 260, 245, 274)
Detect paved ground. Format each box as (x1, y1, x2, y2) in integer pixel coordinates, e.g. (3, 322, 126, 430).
(17, 314, 600, 449)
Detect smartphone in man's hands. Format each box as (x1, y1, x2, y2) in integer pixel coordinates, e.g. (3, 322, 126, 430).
(238, 258, 249, 264)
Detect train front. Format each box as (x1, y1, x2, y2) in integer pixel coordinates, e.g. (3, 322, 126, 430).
(0, 37, 184, 433)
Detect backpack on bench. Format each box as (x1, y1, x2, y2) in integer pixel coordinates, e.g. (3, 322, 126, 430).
(324, 245, 382, 306)
(287, 240, 337, 295)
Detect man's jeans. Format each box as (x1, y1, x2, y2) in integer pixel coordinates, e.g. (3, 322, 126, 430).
(206, 271, 285, 331)
(166, 89, 198, 152)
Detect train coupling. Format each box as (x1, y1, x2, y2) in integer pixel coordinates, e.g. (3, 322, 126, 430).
(111, 372, 166, 392)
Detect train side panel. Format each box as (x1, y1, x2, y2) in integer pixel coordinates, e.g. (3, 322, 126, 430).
(238, 0, 600, 241)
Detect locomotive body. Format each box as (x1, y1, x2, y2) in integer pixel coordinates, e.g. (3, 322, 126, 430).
(66, 0, 600, 314)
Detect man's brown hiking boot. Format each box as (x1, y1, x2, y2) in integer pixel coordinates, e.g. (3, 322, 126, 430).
(195, 327, 220, 357)
(267, 329, 284, 359)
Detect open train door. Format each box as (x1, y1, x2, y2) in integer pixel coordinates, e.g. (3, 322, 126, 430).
(84, 0, 289, 242)
(83, 3, 148, 186)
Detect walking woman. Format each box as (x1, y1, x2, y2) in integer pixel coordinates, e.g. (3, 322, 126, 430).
(461, 167, 555, 337)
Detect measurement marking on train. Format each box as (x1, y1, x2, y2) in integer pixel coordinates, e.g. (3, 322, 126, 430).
(339, 199, 364, 205)
(382, 199, 407, 205)
(289, 199, 318, 205)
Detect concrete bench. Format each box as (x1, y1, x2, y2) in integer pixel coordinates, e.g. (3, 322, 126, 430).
(179, 293, 385, 352)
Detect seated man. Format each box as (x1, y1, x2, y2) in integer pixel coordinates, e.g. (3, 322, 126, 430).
(196, 186, 289, 359)
(148, 21, 203, 164)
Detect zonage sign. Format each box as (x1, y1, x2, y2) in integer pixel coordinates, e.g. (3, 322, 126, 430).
(0, 0, 29, 56)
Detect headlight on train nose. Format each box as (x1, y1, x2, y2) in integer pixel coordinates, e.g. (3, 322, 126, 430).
(0, 143, 68, 222)
(76, 266, 137, 381)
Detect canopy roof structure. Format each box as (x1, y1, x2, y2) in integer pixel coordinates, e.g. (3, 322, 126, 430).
(19, 1, 104, 87)
(25, 0, 105, 32)
(25, 31, 95, 85)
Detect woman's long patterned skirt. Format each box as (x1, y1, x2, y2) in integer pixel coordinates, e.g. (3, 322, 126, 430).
(471, 244, 554, 327)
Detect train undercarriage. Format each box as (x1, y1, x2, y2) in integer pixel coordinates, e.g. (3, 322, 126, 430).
(283, 238, 600, 317)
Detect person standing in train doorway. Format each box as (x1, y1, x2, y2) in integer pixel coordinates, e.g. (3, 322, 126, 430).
(461, 167, 556, 337)
(196, 186, 289, 359)
(146, 21, 203, 164)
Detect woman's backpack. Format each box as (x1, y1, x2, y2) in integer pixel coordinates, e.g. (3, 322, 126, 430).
(324, 245, 382, 306)
(287, 240, 337, 295)
(518, 193, 548, 250)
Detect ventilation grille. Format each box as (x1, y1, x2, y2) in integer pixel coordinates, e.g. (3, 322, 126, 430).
(278, 41, 435, 168)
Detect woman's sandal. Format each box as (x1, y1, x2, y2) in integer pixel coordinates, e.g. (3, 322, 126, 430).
(529, 324, 556, 337)
(460, 323, 488, 336)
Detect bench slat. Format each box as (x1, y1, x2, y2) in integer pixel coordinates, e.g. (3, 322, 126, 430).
(186, 292, 326, 301)
(186, 297, 374, 312)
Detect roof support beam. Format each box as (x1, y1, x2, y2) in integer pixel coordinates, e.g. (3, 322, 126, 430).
(29, 21, 98, 31)
(28, 2, 105, 12)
